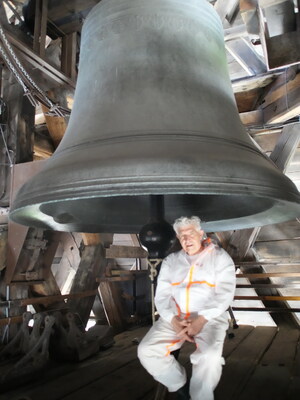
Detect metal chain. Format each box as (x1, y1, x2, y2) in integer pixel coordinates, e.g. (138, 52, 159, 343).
(0, 22, 69, 116)
(0, 43, 38, 107)
(0, 23, 53, 107)
(0, 42, 30, 94)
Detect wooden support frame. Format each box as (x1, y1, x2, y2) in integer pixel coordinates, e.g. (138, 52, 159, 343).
(224, 122, 300, 261)
(237, 272, 300, 278)
(232, 307, 300, 312)
(105, 245, 148, 259)
(258, 0, 300, 69)
(66, 234, 113, 328)
(61, 32, 77, 81)
(33, 0, 42, 54)
(98, 281, 126, 332)
(0, 289, 97, 308)
(33, 0, 48, 59)
(222, 123, 300, 322)
(5, 30, 75, 88)
(262, 71, 300, 124)
(235, 295, 300, 301)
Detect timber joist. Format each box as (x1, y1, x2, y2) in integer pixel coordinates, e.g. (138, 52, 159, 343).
(96, 269, 148, 282)
(105, 245, 148, 259)
(239, 71, 300, 127)
(235, 295, 300, 301)
(0, 289, 97, 308)
(3, 28, 76, 89)
(262, 70, 300, 124)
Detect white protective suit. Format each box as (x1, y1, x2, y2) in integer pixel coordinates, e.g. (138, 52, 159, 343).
(138, 242, 236, 400)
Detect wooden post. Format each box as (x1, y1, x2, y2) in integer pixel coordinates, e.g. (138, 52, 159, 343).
(66, 234, 109, 327)
(39, 0, 48, 59)
(4, 230, 67, 320)
(33, 0, 42, 54)
(67, 233, 127, 331)
(98, 279, 126, 332)
(0, 226, 7, 272)
(1, 70, 35, 164)
(33, 0, 48, 59)
(28, 231, 67, 312)
(61, 32, 77, 81)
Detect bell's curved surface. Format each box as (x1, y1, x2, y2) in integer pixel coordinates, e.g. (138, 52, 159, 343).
(10, 0, 300, 233)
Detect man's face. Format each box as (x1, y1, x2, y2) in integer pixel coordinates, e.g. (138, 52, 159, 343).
(177, 225, 204, 256)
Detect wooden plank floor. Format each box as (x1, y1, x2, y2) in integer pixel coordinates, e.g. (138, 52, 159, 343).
(0, 324, 299, 400)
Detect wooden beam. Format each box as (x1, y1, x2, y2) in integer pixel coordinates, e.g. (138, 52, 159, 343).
(110, 270, 148, 276)
(0, 315, 23, 327)
(97, 276, 135, 283)
(30, 257, 67, 312)
(269, 123, 300, 173)
(236, 272, 300, 278)
(0, 227, 7, 272)
(235, 261, 300, 266)
(39, 0, 48, 59)
(258, 0, 298, 69)
(130, 234, 141, 247)
(232, 307, 300, 312)
(240, 0, 260, 35)
(226, 227, 260, 260)
(33, 0, 42, 54)
(67, 243, 107, 327)
(222, 123, 300, 325)
(234, 295, 300, 301)
(98, 281, 126, 332)
(0, 289, 97, 307)
(254, 238, 300, 261)
(61, 32, 77, 80)
(5, 30, 75, 88)
(105, 245, 148, 259)
(81, 233, 114, 247)
(224, 24, 248, 41)
(1, 71, 35, 164)
(238, 71, 300, 126)
(259, 0, 296, 37)
(266, 31, 300, 70)
(233, 72, 279, 93)
(214, 0, 240, 26)
(239, 109, 263, 126)
(33, 0, 48, 58)
(260, 68, 297, 106)
(78, 233, 127, 331)
(81, 233, 102, 246)
(226, 39, 266, 76)
(5, 161, 46, 284)
(262, 72, 300, 124)
(236, 283, 300, 288)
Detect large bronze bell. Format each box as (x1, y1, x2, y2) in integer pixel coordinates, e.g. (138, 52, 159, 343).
(10, 0, 300, 233)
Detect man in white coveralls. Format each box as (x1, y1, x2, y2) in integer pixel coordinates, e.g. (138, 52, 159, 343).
(138, 216, 236, 400)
